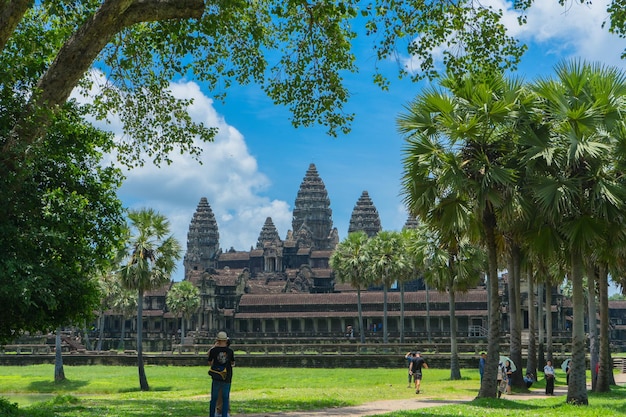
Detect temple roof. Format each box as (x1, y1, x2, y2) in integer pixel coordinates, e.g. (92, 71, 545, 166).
(257, 217, 281, 248)
(292, 163, 334, 250)
(183, 197, 220, 272)
(348, 190, 382, 237)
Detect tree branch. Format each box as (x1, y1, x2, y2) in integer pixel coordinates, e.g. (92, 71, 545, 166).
(0, 0, 32, 52)
(35, 0, 205, 109)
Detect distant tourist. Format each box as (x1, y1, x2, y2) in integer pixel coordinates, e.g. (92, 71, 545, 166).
(345, 325, 354, 338)
(409, 351, 428, 394)
(405, 351, 416, 388)
(544, 360, 555, 395)
(478, 352, 486, 382)
(566, 361, 572, 385)
(504, 360, 513, 394)
(497, 362, 505, 398)
(208, 331, 235, 417)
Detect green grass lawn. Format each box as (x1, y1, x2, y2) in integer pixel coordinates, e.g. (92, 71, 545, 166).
(0, 365, 624, 417)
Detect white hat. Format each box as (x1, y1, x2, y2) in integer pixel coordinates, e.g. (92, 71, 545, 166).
(216, 331, 228, 341)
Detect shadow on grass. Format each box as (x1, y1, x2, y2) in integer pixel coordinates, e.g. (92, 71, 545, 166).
(26, 397, 207, 417)
(22, 396, 351, 417)
(117, 386, 174, 393)
(384, 386, 626, 417)
(234, 398, 352, 413)
(28, 379, 88, 393)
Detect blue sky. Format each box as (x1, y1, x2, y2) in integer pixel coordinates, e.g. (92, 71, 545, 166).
(85, 1, 626, 282)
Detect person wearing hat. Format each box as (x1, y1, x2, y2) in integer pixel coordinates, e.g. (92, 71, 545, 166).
(409, 351, 428, 394)
(404, 351, 416, 388)
(208, 331, 235, 417)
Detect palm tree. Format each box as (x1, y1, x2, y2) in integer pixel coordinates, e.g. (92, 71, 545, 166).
(329, 231, 371, 343)
(118, 208, 181, 391)
(525, 60, 626, 404)
(112, 285, 137, 350)
(96, 268, 119, 351)
(166, 280, 201, 342)
(398, 227, 423, 344)
(365, 231, 405, 343)
(411, 224, 484, 380)
(399, 71, 527, 397)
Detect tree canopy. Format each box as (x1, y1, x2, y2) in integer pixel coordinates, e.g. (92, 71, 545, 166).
(0, 102, 125, 343)
(2, 0, 626, 342)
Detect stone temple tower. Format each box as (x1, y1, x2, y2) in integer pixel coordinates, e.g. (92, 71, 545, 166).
(183, 197, 220, 274)
(292, 163, 335, 250)
(348, 190, 382, 238)
(256, 217, 281, 248)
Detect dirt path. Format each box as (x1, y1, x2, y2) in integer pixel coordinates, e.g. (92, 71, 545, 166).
(237, 373, 626, 417)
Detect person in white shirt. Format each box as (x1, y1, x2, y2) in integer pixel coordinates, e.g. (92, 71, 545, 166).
(544, 360, 555, 395)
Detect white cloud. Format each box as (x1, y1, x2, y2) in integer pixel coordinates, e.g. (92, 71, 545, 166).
(76, 78, 293, 281)
(486, 0, 626, 67)
(399, 1, 626, 75)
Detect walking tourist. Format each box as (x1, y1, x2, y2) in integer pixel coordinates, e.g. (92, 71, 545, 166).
(497, 361, 506, 398)
(505, 360, 513, 394)
(215, 337, 232, 417)
(208, 331, 236, 417)
(409, 351, 428, 394)
(544, 360, 555, 395)
(405, 351, 416, 388)
(478, 352, 486, 382)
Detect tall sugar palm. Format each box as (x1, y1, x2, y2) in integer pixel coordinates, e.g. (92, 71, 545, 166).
(398, 227, 424, 343)
(118, 208, 181, 391)
(112, 284, 137, 350)
(365, 230, 405, 343)
(166, 280, 201, 342)
(330, 231, 371, 343)
(399, 72, 527, 397)
(411, 224, 484, 380)
(525, 60, 626, 404)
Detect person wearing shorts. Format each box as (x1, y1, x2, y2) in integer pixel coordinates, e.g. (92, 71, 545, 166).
(409, 352, 428, 394)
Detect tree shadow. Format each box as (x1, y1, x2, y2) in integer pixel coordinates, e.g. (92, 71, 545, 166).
(28, 379, 88, 393)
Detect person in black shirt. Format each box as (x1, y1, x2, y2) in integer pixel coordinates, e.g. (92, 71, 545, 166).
(409, 352, 428, 394)
(208, 331, 235, 417)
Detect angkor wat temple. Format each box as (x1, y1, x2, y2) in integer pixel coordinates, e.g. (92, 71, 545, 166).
(97, 163, 626, 350)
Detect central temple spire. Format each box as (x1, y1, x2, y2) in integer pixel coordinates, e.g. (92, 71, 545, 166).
(292, 163, 335, 250)
(183, 197, 220, 274)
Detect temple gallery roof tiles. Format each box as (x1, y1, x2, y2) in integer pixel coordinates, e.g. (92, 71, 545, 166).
(310, 250, 333, 258)
(234, 309, 487, 319)
(238, 289, 488, 306)
(218, 251, 250, 261)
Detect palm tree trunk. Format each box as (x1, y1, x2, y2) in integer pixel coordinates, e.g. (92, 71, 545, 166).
(449, 282, 461, 380)
(96, 312, 105, 351)
(538, 282, 545, 367)
(546, 286, 553, 361)
(383, 285, 388, 343)
(526, 265, 537, 381)
(586, 266, 598, 391)
(400, 282, 405, 343)
(82, 320, 92, 351)
(54, 328, 65, 382)
(426, 282, 431, 343)
(477, 218, 501, 399)
(181, 316, 187, 342)
(507, 246, 523, 388)
(119, 315, 126, 350)
(137, 290, 149, 391)
(357, 288, 365, 344)
(567, 250, 588, 405)
(597, 264, 611, 391)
